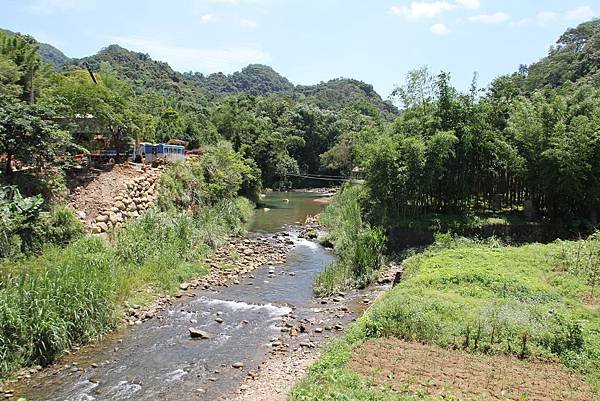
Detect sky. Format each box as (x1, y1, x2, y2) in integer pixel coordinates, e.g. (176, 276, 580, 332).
(1, 0, 599, 98)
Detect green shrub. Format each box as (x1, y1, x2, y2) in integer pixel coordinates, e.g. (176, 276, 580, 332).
(37, 204, 85, 247)
(315, 185, 386, 295)
(0, 187, 82, 259)
(156, 142, 260, 212)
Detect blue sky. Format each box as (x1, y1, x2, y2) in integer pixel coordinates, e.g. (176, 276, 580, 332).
(2, 0, 599, 98)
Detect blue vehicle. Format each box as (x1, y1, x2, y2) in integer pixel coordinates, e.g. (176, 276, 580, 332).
(134, 142, 185, 163)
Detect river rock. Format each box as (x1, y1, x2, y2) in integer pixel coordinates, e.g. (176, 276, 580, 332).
(189, 327, 210, 339)
(96, 214, 109, 223)
(179, 282, 190, 290)
(232, 362, 244, 369)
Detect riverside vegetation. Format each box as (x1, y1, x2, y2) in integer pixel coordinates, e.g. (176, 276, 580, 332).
(0, 145, 256, 377)
(302, 18, 600, 400)
(293, 233, 600, 400)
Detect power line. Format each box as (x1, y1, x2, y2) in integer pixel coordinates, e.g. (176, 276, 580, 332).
(287, 174, 353, 182)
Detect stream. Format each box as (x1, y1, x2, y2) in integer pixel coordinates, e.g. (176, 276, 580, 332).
(18, 191, 349, 401)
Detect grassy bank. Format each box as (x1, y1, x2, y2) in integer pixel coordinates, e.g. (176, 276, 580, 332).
(0, 144, 257, 378)
(293, 234, 600, 400)
(0, 197, 252, 377)
(314, 185, 385, 296)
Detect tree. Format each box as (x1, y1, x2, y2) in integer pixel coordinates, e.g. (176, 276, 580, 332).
(0, 95, 71, 175)
(40, 68, 134, 152)
(0, 31, 42, 102)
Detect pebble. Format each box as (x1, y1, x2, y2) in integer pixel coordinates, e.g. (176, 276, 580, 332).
(232, 362, 244, 369)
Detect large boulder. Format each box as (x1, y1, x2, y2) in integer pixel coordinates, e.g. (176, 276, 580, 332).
(189, 327, 210, 339)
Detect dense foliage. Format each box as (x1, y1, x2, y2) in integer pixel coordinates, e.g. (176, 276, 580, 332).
(315, 185, 385, 295)
(362, 43, 600, 227)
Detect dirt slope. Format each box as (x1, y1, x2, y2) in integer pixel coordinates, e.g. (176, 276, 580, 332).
(68, 164, 149, 226)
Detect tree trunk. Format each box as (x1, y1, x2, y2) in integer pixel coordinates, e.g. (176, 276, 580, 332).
(4, 153, 13, 176)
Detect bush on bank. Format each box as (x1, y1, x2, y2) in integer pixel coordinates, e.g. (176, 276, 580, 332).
(0, 186, 84, 260)
(314, 185, 386, 296)
(294, 234, 600, 400)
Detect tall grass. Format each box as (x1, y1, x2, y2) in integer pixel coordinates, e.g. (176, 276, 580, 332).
(0, 148, 256, 378)
(0, 197, 253, 378)
(0, 236, 114, 375)
(314, 185, 385, 296)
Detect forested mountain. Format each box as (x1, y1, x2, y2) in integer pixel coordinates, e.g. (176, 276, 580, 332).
(2, 19, 599, 221)
(74, 44, 208, 101)
(186, 64, 295, 98)
(70, 44, 395, 115)
(296, 78, 398, 118)
(518, 19, 600, 91)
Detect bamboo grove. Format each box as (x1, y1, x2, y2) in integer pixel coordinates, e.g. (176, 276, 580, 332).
(360, 52, 600, 227)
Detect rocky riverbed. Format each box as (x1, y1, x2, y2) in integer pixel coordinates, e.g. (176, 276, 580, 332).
(4, 191, 406, 401)
(231, 261, 404, 401)
(120, 232, 297, 328)
(2, 208, 333, 400)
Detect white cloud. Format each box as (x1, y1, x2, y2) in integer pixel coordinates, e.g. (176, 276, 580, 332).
(455, 0, 479, 9)
(240, 18, 258, 28)
(390, 0, 479, 20)
(390, 1, 454, 19)
(509, 18, 530, 28)
(430, 23, 451, 35)
(108, 36, 270, 73)
(566, 5, 596, 21)
(25, 0, 97, 14)
(469, 11, 510, 24)
(200, 13, 214, 23)
(536, 11, 559, 23)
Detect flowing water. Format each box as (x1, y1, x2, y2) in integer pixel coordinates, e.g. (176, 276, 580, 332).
(20, 191, 342, 401)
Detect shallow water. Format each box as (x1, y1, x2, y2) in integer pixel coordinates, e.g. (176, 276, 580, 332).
(250, 191, 327, 232)
(20, 192, 335, 401)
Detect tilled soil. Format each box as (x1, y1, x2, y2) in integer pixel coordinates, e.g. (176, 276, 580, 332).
(349, 338, 594, 401)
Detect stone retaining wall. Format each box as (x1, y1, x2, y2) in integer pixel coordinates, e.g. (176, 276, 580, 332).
(90, 168, 162, 233)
